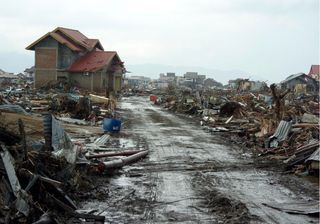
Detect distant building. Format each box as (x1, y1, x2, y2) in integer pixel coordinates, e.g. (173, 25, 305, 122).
(250, 81, 268, 92)
(167, 72, 175, 78)
(228, 78, 267, 92)
(228, 78, 250, 91)
(280, 73, 318, 93)
(0, 69, 17, 84)
(156, 81, 169, 89)
(181, 72, 206, 89)
(196, 75, 206, 85)
(127, 76, 151, 89)
(24, 66, 35, 78)
(237, 79, 251, 91)
(159, 73, 175, 82)
(228, 79, 238, 89)
(184, 72, 198, 79)
(204, 78, 223, 88)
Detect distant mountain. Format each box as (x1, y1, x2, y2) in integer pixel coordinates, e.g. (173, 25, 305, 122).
(125, 64, 266, 84)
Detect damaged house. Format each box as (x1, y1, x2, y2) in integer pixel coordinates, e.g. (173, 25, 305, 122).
(280, 73, 318, 93)
(0, 69, 17, 85)
(26, 27, 125, 96)
(228, 79, 251, 91)
(203, 78, 223, 89)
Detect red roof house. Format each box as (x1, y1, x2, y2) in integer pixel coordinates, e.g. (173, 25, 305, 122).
(26, 27, 124, 95)
(308, 65, 320, 81)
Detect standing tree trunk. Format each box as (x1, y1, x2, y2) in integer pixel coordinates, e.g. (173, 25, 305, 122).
(270, 84, 290, 122)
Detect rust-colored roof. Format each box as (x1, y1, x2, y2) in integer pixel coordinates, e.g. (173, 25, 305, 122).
(85, 39, 104, 51)
(57, 27, 93, 50)
(309, 65, 320, 75)
(68, 51, 120, 72)
(26, 27, 104, 51)
(50, 32, 82, 51)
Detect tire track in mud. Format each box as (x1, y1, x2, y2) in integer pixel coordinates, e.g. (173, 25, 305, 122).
(81, 97, 319, 224)
(122, 97, 217, 222)
(120, 97, 249, 223)
(127, 97, 318, 224)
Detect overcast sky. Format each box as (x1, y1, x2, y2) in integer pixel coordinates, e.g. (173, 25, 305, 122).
(0, 0, 319, 82)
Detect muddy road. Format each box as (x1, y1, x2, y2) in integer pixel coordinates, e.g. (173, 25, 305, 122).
(80, 96, 319, 223)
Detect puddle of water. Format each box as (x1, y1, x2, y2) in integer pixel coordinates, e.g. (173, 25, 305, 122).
(105, 137, 137, 148)
(110, 175, 133, 187)
(118, 138, 136, 148)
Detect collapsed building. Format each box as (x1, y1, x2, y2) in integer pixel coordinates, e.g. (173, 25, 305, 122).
(228, 79, 268, 92)
(280, 73, 318, 94)
(0, 69, 18, 85)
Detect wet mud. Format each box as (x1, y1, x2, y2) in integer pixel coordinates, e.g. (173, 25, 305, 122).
(80, 96, 319, 223)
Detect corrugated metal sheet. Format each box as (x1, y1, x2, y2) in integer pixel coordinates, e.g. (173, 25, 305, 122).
(0, 105, 29, 115)
(305, 148, 320, 163)
(280, 73, 306, 84)
(94, 134, 110, 146)
(268, 120, 292, 148)
(43, 113, 52, 149)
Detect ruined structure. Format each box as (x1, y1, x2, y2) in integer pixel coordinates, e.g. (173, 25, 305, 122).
(280, 73, 318, 93)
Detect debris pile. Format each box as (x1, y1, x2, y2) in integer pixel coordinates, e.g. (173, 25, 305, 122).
(0, 87, 148, 223)
(0, 82, 118, 125)
(154, 85, 319, 175)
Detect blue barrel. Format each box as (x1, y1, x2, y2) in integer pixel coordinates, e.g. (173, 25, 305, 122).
(103, 118, 122, 133)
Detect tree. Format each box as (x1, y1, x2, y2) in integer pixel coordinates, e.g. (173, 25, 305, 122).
(270, 84, 290, 122)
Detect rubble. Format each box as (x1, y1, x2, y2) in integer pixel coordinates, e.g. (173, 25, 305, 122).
(305, 148, 320, 174)
(0, 84, 148, 223)
(153, 83, 319, 175)
(0, 70, 318, 222)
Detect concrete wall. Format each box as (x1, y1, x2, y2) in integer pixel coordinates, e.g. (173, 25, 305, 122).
(92, 72, 103, 93)
(114, 73, 122, 91)
(35, 70, 57, 88)
(57, 71, 69, 81)
(107, 72, 114, 92)
(69, 73, 92, 91)
(35, 48, 57, 69)
(58, 43, 80, 69)
(102, 72, 107, 90)
(69, 72, 109, 95)
(33, 37, 59, 87)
